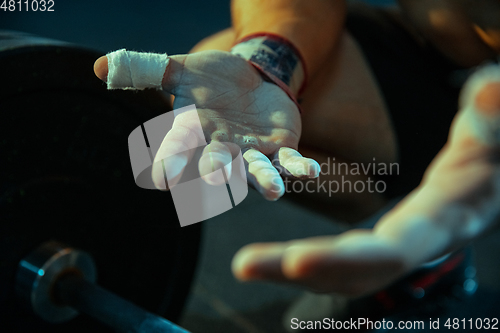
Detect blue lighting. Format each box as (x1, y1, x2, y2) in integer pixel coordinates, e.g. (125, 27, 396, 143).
(20, 260, 39, 274)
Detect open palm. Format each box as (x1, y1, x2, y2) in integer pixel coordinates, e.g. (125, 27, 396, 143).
(157, 50, 319, 199)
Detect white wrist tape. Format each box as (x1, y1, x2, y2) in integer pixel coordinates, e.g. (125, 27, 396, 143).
(106, 49, 169, 90)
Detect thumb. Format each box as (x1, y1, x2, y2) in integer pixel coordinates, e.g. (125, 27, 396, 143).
(93, 51, 188, 94)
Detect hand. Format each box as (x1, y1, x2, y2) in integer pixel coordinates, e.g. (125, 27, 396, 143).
(231, 66, 500, 296)
(94, 50, 319, 200)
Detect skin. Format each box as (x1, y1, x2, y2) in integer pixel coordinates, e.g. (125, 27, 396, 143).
(94, 0, 500, 297)
(231, 78, 500, 296)
(97, 50, 321, 201)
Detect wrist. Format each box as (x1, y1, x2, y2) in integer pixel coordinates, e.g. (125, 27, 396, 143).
(230, 33, 307, 111)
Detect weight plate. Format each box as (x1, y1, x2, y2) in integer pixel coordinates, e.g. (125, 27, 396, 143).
(0, 31, 201, 332)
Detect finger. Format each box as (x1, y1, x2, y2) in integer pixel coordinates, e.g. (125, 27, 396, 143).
(452, 64, 500, 148)
(152, 111, 205, 190)
(243, 149, 284, 201)
(281, 232, 403, 279)
(273, 147, 320, 178)
(280, 236, 406, 295)
(232, 232, 405, 295)
(93, 53, 188, 94)
(198, 141, 240, 185)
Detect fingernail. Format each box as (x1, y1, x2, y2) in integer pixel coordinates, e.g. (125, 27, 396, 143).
(466, 105, 500, 145)
(475, 82, 500, 116)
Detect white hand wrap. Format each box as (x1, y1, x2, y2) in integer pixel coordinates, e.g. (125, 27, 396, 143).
(106, 49, 169, 90)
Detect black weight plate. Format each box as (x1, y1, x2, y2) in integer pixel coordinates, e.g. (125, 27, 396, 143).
(0, 31, 201, 332)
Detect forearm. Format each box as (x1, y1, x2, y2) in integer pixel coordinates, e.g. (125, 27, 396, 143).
(231, 0, 346, 81)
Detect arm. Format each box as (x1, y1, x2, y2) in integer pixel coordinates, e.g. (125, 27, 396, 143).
(231, 0, 346, 85)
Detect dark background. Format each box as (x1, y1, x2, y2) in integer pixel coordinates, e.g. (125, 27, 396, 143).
(0, 0, 396, 55)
